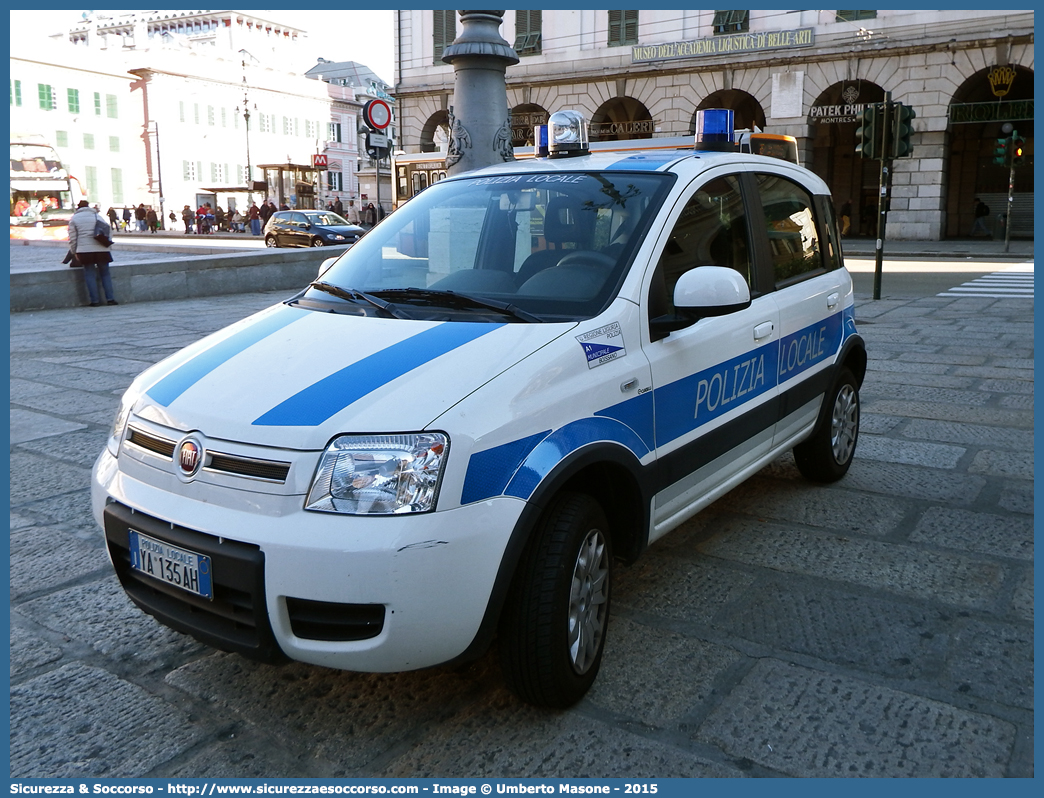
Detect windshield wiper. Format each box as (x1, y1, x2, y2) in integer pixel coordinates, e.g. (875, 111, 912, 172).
(308, 282, 414, 319)
(370, 287, 542, 323)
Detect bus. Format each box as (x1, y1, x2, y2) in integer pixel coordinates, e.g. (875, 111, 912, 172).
(391, 132, 799, 207)
(10, 139, 84, 239)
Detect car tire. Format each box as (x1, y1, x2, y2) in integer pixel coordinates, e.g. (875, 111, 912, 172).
(264, 236, 278, 248)
(794, 366, 860, 483)
(499, 492, 612, 708)
(311, 237, 325, 247)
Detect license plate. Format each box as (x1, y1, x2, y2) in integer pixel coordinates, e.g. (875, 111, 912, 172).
(128, 530, 213, 600)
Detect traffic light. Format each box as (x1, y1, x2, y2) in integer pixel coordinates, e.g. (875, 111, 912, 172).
(855, 105, 881, 160)
(1012, 136, 1026, 167)
(892, 103, 916, 157)
(993, 136, 1011, 166)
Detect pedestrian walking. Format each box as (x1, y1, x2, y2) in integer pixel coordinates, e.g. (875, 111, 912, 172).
(134, 203, 147, 232)
(67, 199, 118, 306)
(106, 206, 119, 231)
(249, 202, 262, 236)
(970, 197, 992, 238)
(121, 206, 132, 232)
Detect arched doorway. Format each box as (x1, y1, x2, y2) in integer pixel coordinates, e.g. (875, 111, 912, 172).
(511, 103, 548, 147)
(807, 81, 885, 237)
(691, 90, 766, 134)
(946, 66, 1033, 238)
(590, 97, 653, 142)
(420, 111, 450, 153)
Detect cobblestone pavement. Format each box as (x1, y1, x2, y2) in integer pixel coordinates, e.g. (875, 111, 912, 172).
(9, 287, 1033, 778)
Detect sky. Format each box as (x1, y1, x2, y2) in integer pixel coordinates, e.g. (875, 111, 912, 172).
(9, 9, 396, 84)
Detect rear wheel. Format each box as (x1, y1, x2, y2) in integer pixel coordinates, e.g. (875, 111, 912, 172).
(264, 236, 278, 248)
(500, 492, 612, 708)
(794, 366, 860, 482)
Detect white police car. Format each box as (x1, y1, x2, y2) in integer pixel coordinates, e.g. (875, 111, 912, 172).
(92, 110, 864, 708)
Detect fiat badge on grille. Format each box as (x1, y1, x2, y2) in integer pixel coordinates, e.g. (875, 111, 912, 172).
(178, 439, 203, 477)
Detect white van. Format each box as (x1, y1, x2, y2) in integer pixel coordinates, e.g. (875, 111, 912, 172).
(93, 111, 865, 708)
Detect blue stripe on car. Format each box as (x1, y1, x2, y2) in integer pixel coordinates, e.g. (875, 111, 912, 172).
(503, 417, 651, 501)
(253, 322, 505, 427)
(606, 153, 686, 171)
(147, 307, 302, 407)
(460, 312, 846, 505)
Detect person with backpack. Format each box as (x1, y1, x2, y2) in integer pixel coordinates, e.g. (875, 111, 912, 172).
(68, 199, 118, 306)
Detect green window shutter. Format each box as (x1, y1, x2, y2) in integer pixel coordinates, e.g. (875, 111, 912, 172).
(56, 130, 68, 147)
(109, 136, 120, 152)
(84, 165, 97, 197)
(83, 133, 95, 150)
(38, 83, 54, 110)
(11, 79, 22, 106)
(433, 10, 456, 62)
(94, 92, 102, 115)
(609, 11, 638, 46)
(67, 88, 80, 113)
(106, 93, 117, 118)
(111, 168, 123, 204)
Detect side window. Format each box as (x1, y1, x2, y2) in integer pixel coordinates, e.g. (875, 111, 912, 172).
(650, 174, 751, 316)
(290, 212, 308, 228)
(755, 173, 825, 286)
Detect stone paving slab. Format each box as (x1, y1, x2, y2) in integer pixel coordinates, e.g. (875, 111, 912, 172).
(696, 659, 1017, 777)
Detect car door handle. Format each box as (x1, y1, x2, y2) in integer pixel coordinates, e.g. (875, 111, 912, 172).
(753, 321, 774, 341)
(827, 292, 840, 309)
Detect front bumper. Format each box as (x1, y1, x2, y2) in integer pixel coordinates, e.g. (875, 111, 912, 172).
(93, 449, 525, 672)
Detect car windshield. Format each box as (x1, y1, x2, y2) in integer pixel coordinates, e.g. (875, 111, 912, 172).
(305, 212, 351, 226)
(309, 171, 673, 322)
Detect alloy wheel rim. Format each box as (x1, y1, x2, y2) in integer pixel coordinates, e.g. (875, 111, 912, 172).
(567, 527, 609, 675)
(831, 384, 859, 464)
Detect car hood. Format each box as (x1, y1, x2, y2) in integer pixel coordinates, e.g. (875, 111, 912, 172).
(130, 303, 574, 450)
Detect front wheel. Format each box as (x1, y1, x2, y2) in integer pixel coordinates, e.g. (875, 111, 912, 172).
(499, 492, 612, 708)
(794, 366, 860, 482)
(311, 237, 326, 247)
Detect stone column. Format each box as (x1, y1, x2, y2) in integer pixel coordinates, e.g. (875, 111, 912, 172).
(441, 10, 519, 176)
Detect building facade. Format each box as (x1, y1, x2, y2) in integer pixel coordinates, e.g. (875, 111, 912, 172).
(10, 10, 391, 222)
(393, 9, 1034, 240)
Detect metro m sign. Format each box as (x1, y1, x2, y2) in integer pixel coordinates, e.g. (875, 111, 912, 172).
(312, 154, 328, 169)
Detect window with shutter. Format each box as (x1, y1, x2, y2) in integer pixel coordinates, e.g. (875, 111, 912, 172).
(712, 10, 750, 35)
(608, 11, 638, 47)
(513, 10, 542, 56)
(433, 10, 456, 63)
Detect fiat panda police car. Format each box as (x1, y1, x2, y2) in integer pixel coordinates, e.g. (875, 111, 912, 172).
(93, 109, 865, 708)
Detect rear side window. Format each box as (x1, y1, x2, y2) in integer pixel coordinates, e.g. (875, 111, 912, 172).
(755, 173, 825, 286)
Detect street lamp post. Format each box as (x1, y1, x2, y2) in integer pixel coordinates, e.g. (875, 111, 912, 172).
(236, 94, 254, 206)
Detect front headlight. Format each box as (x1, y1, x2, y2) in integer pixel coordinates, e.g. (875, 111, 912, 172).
(327, 233, 345, 241)
(107, 395, 134, 457)
(305, 433, 449, 515)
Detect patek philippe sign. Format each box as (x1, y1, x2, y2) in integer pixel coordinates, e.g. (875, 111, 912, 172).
(808, 85, 869, 124)
(632, 28, 814, 63)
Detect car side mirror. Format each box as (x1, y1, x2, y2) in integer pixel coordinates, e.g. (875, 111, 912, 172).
(650, 265, 752, 340)
(317, 257, 336, 278)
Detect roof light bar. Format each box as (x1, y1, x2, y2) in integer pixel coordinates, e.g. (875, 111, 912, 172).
(694, 108, 736, 152)
(547, 110, 589, 157)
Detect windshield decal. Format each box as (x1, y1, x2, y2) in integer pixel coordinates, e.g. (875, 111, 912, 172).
(252, 322, 505, 427)
(146, 306, 302, 407)
(576, 322, 626, 368)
